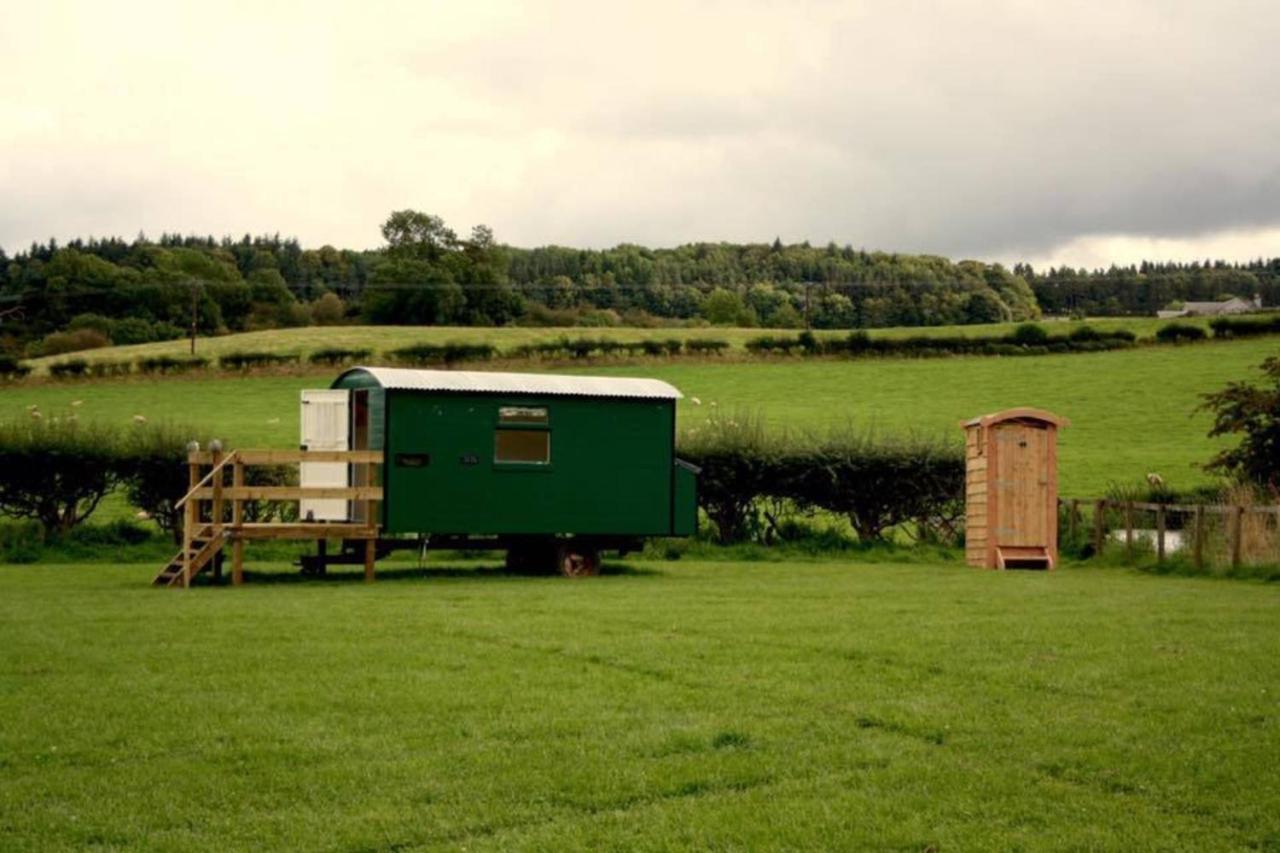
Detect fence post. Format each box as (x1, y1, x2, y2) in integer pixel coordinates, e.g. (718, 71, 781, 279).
(210, 443, 223, 583)
(232, 458, 244, 585)
(184, 448, 200, 590)
(1193, 505, 1205, 570)
(1124, 501, 1134, 557)
(1068, 498, 1079, 543)
(1093, 500, 1106, 556)
(1229, 505, 1244, 570)
(1156, 505, 1166, 564)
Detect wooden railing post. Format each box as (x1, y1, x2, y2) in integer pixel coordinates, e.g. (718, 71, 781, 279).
(184, 443, 200, 589)
(1229, 505, 1244, 570)
(1193, 505, 1205, 570)
(210, 443, 224, 583)
(232, 458, 244, 585)
(364, 538, 376, 583)
(1092, 500, 1106, 556)
(1156, 505, 1166, 564)
(1124, 501, 1134, 557)
(1068, 498, 1079, 543)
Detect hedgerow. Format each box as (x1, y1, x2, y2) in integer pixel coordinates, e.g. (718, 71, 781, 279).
(0, 356, 31, 379)
(218, 351, 302, 370)
(308, 347, 373, 365)
(678, 412, 964, 544)
(385, 342, 496, 365)
(745, 324, 1136, 359)
(137, 355, 209, 374)
(0, 417, 123, 536)
(1156, 323, 1207, 343)
(1210, 315, 1280, 338)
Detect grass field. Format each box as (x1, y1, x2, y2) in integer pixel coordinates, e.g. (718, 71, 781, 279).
(24, 314, 1237, 372)
(1, 559, 1277, 849)
(5, 336, 1275, 496)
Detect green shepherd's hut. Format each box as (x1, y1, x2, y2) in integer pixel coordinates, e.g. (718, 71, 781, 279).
(299, 367, 698, 575)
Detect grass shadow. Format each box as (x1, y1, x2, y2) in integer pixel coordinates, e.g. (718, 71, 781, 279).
(229, 560, 663, 586)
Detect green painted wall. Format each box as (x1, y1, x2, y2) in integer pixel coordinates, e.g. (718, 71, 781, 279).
(380, 391, 676, 536)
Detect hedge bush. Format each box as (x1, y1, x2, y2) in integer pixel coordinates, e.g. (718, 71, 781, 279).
(137, 355, 209, 374)
(48, 359, 90, 379)
(0, 418, 123, 536)
(1156, 323, 1207, 343)
(1210, 315, 1280, 338)
(744, 325, 1136, 359)
(218, 351, 301, 370)
(308, 347, 373, 365)
(0, 356, 31, 379)
(684, 338, 730, 355)
(678, 413, 964, 544)
(386, 342, 496, 365)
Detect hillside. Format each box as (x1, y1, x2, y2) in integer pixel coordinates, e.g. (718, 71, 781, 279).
(6, 334, 1274, 497)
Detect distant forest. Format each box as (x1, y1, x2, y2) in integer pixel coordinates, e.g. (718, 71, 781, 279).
(1, 209, 1276, 355)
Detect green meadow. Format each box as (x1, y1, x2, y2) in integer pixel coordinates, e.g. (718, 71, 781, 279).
(1, 559, 1277, 850)
(5, 335, 1276, 496)
(25, 315, 1225, 372)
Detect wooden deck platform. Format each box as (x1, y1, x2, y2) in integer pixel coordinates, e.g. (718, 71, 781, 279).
(155, 447, 385, 588)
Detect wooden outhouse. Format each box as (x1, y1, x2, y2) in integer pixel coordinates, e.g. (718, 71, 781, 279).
(962, 408, 1068, 570)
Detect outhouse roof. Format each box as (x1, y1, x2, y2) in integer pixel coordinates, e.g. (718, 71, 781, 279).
(334, 366, 682, 400)
(962, 407, 1069, 429)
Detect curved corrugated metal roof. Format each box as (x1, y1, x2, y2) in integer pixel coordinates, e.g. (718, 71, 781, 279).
(333, 366, 682, 400)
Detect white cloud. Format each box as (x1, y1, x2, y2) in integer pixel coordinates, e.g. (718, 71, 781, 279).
(1, 0, 1279, 265)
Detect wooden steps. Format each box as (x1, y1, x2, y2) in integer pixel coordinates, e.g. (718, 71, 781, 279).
(153, 526, 225, 587)
(995, 545, 1053, 570)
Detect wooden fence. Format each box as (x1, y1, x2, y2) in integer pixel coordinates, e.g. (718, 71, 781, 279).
(1060, 498, 1280, 570)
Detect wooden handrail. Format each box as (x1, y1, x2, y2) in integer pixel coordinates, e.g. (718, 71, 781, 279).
(175, 450, 239, 509)
(189, 486, 384, 501)
(187, 449, 384, 464)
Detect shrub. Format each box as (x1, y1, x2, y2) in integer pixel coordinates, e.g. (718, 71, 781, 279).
(1156, 323, 1207, 344)
(117, 423, 201, 543)
(1009, 323, 1049, 345)
(49, 359, 90, 379)
(1210, 315, 1280, 338)
(112, 317, 159, 345)
(88, 360, 133, 378)
(67, 313, 116, 339)
(0, 418, 122, 536)
(308, 347, 373, 366)
(218, 351, 301, 370)
(0, 356, 31, 379)
(309, 292, 347, 325)
(685, 338, 730, 355)
(678, 414, 964, 544)
(137, 355, 209, 374)
(386, 342, 495, 365)
(38, 328, 110, 356)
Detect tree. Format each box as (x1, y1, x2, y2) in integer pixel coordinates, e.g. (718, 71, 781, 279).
(381, 210, 457, 262)
(1201, 356, 1280, 492)
(703, 287, 747, 325)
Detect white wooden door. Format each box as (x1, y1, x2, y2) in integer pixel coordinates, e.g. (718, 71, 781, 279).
(300, 389, 350, 521)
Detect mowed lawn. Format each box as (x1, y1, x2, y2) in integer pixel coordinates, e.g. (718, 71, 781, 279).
(0, 560, 1277, 849)
(5, 337, 1275, 495)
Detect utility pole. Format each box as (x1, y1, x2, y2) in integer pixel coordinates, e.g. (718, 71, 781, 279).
(189, 280, 199, 355)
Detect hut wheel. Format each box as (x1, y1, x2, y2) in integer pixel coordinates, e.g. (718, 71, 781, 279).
(557, 544, 600, 578)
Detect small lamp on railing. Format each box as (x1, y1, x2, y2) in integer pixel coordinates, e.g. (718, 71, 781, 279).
(209, 439, 223, 455)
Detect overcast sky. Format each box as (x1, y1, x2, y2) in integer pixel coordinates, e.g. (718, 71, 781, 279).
(2, 1, 1278, 269)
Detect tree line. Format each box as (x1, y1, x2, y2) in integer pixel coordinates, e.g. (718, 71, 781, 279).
(1, 209, 1274, 355)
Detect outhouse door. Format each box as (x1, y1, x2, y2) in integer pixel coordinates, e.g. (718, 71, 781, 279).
(993, 421, 1049, 548)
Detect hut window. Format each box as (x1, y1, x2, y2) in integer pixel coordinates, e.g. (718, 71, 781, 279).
(495, 429, 550, 465)
(499, 406, 548, 425)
